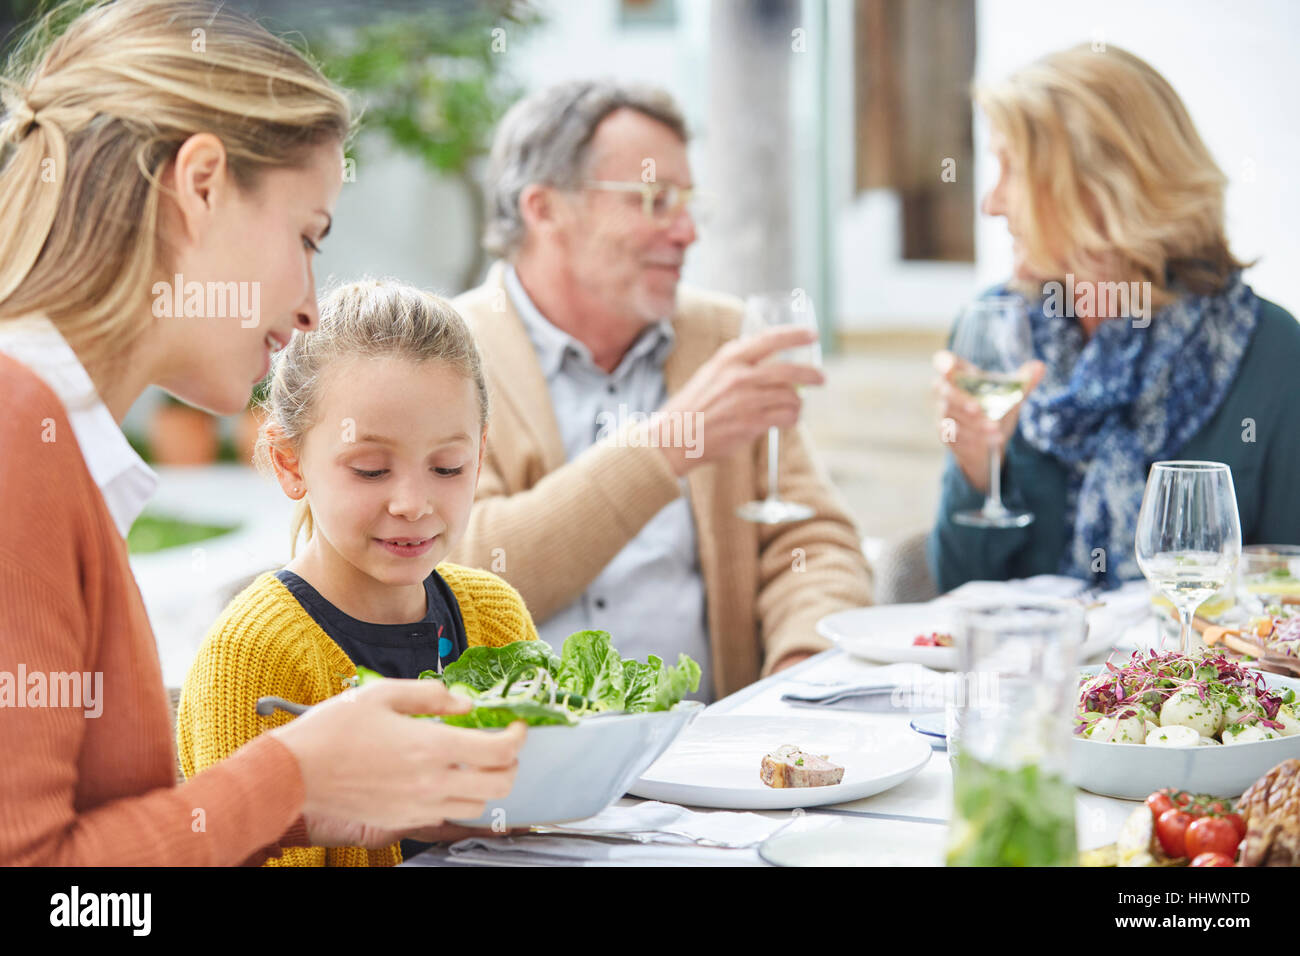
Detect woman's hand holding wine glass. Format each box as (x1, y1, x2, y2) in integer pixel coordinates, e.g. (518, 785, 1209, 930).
(933, 349, 1044, 495)
(935, 296, 1044, 527)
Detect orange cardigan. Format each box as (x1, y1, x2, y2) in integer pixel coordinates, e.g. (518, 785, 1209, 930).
(0, 354, 309, 865)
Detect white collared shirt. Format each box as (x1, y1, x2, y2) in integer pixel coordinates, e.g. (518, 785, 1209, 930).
(503, 266, 714, 701)
(0, 316, 158, 537)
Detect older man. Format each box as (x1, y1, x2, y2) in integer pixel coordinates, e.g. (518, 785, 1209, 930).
(446, 79, 871, 701)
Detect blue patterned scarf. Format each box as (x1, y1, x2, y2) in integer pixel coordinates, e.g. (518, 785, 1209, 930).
(1014, 270, 1259, 587)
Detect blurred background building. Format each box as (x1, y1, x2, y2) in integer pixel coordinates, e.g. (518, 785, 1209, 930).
(4, 0, 1293, 679)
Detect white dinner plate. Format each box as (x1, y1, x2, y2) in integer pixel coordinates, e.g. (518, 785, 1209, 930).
(815, 603, 962, 669)
(759, 815, 947, 867)
(817, 601, 1117, 670)
(627, 714, 931, 810)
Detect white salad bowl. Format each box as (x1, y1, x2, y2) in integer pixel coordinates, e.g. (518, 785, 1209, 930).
(1070, 665, 1300, 800)
(449, 700, 705, 827)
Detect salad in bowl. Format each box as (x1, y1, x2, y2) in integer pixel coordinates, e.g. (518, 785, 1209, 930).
(1071, 649, 1300, 798)
(353, 630, 704, 825)
(1075, 649, 1300, 747)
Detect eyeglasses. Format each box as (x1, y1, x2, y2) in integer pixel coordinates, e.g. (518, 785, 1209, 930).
(582, 180, 711, 224)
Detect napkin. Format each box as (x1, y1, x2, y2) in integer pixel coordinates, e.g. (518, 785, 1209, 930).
(779, 661, 947, 712)
(535, 801, 787, 847)
(938, 576, 1154, 660)
(442, 835, 767, 867)
(443, 802, 791, 867)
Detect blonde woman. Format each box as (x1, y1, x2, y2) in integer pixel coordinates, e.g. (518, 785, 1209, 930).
(929, 43, 1300, 592)
(0, 0, 523, 866)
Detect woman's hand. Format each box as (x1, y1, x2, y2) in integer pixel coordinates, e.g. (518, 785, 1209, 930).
(271, 678, 526, 834)
(931, 351, 1045, 494)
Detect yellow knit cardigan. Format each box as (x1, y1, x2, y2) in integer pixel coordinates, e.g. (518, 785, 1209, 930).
(176, 562, 539, 867)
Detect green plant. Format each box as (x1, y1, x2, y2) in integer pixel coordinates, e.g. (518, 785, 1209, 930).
(308, 1, 542, 291)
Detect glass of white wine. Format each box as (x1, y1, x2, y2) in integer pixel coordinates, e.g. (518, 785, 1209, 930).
(735, 291, 821, 524)
(950, 296, 1035, 529)
(1135, 461, 1242, 655)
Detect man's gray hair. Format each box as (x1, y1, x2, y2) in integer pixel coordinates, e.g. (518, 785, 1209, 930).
(482, 79, 689, 258)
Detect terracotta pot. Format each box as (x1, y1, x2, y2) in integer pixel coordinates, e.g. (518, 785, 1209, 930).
(233, 405, 268, 468)
(149, 403, 219, 466)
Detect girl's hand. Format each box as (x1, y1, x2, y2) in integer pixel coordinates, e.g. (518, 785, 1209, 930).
(931, 350, 1044, 494)
(271, 678, 527, 833)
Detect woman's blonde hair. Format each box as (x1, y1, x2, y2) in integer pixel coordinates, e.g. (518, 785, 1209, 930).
(0, 0, 352, 369)
(254, 279, 491, 557)
(974, 43, 1248, 308)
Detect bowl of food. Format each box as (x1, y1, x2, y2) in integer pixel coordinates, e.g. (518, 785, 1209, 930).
(1070, 649, 1300, 799)
(354, 631, 704, 826)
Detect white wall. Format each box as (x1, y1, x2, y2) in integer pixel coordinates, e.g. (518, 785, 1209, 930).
(974, 0, 1300, 317)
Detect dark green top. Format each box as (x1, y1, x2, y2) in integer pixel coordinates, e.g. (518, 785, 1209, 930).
(928, 298, 1300, 593)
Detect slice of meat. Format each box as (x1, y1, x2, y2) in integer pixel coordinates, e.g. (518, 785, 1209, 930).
(760, 744, 844, 788)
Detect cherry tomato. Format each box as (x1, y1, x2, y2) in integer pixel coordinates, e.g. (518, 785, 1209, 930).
(1190, 852, 1235, 867)
(1222, 813, 1247, 842)
(1146, 791, 1175, 818)
(1186, 816, 1241, 859)
(1156, 808, 1194, 859)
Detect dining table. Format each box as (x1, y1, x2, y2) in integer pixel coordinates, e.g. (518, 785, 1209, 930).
(405, 590, 1158, 868)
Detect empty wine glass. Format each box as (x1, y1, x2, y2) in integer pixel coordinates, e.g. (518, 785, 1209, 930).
(735, 291, 821, 524)
(1135, 461, 1242, 655)
(949, 296, 1035, 529)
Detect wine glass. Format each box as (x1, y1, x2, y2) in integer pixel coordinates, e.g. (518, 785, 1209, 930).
(735, 291, 821, 524)
(1135, 461, 1242, 655)
(950, 296, 1036, 529)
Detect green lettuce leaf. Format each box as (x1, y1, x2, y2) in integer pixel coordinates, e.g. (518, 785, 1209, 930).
(441, 698, 576, 728)
(622, 653, 702, 712)
(439, 640, 559, 692)
(658, 653, 702, 710)
(555, 630, 626, 710)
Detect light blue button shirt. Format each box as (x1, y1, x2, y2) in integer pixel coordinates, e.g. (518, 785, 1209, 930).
(504, 266, 713, 701)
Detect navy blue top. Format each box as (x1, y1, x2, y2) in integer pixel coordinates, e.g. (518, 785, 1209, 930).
(274, 568, 468, 678)
(273, 567, 470, 864)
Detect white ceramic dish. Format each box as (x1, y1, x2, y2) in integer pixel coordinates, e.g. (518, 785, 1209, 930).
(1071, 665, 1300, 799)
(817, 602, 1116, 670)
(450, 701, 704, 826)
(627, 714, 931, 810)
(816, 603, 963, 669)
(909, 711, 948, 746)
(758, 815, 947, 866)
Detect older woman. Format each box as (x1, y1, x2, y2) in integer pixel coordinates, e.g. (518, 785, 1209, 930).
(928, 43, 1300, 593)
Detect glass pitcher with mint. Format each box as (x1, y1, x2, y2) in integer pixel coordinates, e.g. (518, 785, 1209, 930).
(945, 600, 1085, 867)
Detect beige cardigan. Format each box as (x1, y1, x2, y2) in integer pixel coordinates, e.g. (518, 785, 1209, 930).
(447, 263, 873, 698)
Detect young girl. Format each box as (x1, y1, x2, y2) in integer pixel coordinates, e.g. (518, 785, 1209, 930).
(177, 279, 539, 866)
